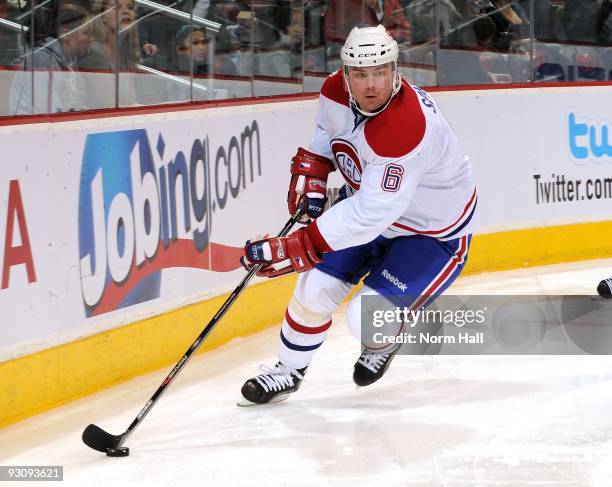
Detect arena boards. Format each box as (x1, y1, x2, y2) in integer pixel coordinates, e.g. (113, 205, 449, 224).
(1, 84, 611, 426)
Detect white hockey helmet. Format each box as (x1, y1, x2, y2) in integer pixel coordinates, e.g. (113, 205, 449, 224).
(340, 25, 402, 116)
(341, 24, 399, 67)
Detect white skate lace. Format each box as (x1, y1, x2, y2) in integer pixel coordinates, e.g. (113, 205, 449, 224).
(357, 351, 390, 374)
(255, 363, 304, 393)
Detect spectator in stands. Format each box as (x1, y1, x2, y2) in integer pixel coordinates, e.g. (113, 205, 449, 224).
(561, 0, 601, 44)
(471, 14, 512, 84)
(304, 0, 326, 47)
(230, 3, 308, 77)
(443, 0, 529, 52)
(507, 38, 566, 82)
(225, 9, 257, 76)
(438, 12, 512, 85)
(165, 25, 209, 101)
(227, 10, 263, 50)
(203, 0, 243, 73)
(462, 13, 509, 79)
(518, 0, 554, 41)
(137, 0, 192, 70)
(223, 1, 296, 78)
(323, 0, 411, 47)
(225, 0, 290, 51)
(193, 0, 211, 18)
(80, 0, 140, 70)
(301, 0, 328, 72)
(205, 0, 242, 53)
(275, 4, 306, 75)
(9, 3, 92, 114)
(405, 0, 460, 45)
(483, 0, 528, 52)
(596, 0, 611, 45)
(78, 0, 140, 106)
(447, 0, 486, 48)
(174, 25, 212, 74)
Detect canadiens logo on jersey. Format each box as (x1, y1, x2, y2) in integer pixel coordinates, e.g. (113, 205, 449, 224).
(331, 139, 362, 190)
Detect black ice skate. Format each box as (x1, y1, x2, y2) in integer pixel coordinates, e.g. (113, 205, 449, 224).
(353, 345, 400, 387)
(597, 277, 612, 298)
(238, 362, 307, 406)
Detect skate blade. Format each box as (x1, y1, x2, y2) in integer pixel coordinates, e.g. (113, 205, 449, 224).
(236, 393, 290, 407)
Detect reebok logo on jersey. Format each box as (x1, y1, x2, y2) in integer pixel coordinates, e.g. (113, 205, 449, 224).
(381, 269, 407, 292)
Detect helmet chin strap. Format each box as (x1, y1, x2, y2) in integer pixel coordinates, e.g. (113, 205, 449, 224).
(343, 64, 402, 117)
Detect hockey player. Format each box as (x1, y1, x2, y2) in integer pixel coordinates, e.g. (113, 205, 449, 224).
(238, 25, 478, 405)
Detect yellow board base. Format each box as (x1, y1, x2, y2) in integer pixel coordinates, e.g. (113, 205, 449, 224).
(1, 221, 612, 427)
(464, 221, 612, 274)
(0, 275, 298, 428)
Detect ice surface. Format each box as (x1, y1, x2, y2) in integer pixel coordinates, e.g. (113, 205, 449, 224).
(1, 259, 612, 486)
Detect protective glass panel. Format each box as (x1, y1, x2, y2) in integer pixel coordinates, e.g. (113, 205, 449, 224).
(0, 0, 28, 115)
(8, 0, 93, 114)
(302, 0, 326, 91)
(522, 0, 568, 83)
(534, 0, 612, 82)
(437, 0, 530, 85)
(403, 0, 438, 86)
(502, 0, 534, 83)
(1, 0, 609, 117)
(207, 0, 250, 98)
(80, 0, 121, 109)
(130, 0, 193, 105)
(255, 0, 303, 95)
(303, 0, 412, 92)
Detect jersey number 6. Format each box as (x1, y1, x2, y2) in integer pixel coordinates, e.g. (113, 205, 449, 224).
(381, 164, 404, 192)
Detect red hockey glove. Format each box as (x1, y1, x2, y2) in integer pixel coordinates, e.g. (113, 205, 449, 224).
(241, 228, 322, 278)
(288, 148, 335, 223)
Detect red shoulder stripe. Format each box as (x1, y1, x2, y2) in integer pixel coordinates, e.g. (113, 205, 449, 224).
(320, 70, 349, 107)
(364, 85, 426, 158)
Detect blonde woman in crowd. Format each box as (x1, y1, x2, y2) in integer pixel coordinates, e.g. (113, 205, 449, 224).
(79, 0, 140, 106)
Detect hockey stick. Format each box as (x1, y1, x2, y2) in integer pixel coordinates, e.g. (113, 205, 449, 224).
(82, 208, 304, 456)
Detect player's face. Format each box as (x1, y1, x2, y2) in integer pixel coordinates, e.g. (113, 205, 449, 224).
(347, 64, 394, 113)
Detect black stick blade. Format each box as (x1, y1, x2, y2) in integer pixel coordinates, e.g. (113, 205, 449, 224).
(82, 424, 123, 452)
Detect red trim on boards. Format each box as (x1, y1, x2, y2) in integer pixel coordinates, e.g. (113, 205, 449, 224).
(425, 80, 612, 92)
(0, 93, 319, 127)
(0, 80, 610, 127)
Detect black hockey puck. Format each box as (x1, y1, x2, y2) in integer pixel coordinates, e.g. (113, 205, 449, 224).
(106, 447, 130, 457)
(597, 279, 612, 299)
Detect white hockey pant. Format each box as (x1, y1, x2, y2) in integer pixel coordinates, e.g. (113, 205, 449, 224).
(278, 268, 395, 369)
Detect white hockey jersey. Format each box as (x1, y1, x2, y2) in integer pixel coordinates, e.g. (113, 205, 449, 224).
(304, 70, 477, 253)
